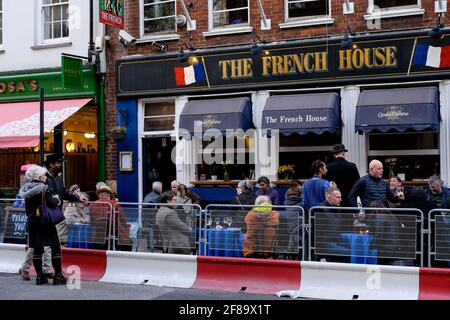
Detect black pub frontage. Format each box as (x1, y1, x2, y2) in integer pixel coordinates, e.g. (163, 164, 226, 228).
(115, 29, 450, 205)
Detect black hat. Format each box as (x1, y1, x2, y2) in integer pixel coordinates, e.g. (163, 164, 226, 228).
(44, 153, 65, 164)
(331, 144, 348, 153)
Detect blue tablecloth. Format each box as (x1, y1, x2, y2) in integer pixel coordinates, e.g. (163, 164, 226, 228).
(199, 228, 243, 257)
(340, 233, 377, 264)
(67, 224, 91, 249)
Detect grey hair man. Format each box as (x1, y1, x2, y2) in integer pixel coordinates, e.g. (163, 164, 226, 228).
(143, 181, 163, 203)
(426, 175, 450, 208)
(348, 159, 398, 207)
(255, 195, 271, 205)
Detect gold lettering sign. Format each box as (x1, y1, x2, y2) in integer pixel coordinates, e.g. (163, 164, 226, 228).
(0, 79, 39, 94)
(339, 46, 397, 71)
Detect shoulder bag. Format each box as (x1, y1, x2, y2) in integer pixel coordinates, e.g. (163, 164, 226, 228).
(40, 192, 65, 225)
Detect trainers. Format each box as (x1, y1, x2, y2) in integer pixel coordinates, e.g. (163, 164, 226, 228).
(18, 268, 31, 281)
(53, 273, 67, 285)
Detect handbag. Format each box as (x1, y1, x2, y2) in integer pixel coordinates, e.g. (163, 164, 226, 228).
(40, 192, 65, 225)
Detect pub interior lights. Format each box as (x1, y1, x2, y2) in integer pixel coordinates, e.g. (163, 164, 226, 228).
(84, 132, 96, 139)
(65, 139, 75, 153)
(429, 15, 445, 40)
(49, 129, 68, 135)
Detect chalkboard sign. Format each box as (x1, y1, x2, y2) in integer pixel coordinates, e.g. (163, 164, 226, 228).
(2, 206, 27, 241)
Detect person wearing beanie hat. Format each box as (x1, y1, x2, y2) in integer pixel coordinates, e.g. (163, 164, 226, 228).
(18, 165, 67, 285)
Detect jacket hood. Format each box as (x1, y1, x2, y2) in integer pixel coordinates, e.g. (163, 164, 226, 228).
(19, 181, 47, 199)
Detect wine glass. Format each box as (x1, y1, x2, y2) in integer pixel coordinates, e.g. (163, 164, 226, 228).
(215, 217, 222, 229)
(223, 216, 233, 228)
(206, 216, 212, 228)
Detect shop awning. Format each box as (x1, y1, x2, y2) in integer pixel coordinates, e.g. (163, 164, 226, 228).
(179, 97, 253, 136)
(0, 98, 92, 148)
(261, 93, 341, 135)
(355, 87, 439, 133)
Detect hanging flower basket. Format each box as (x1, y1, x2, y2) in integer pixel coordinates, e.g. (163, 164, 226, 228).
(112, 126, 127, 140)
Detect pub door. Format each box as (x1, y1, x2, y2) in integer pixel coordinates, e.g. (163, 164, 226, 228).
(142, 137, 176, 195)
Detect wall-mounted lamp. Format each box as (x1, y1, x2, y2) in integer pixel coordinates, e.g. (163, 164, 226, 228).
(178, 40, 196, 63)
(151, 41, 168, 53)
(341, 26, 357, 49)
(250, 32, 267, 56)
(429, 15, 445, 40)
(65, 139, 75, 153)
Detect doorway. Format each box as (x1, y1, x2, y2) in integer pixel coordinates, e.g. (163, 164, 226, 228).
(143, 137, 176, 195)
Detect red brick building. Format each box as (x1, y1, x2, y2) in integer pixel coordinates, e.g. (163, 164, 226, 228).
(105, 1, 450, 204)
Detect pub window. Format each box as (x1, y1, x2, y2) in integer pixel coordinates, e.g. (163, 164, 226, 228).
(372, 0, 419, 10)
(0, 0, 3, 46)
(286, 0, 330, 21)
(143, 102, 175, 132)
(209, 0, 249, 29)
(279, 133, 340, 179)
(366, 0, 423, 18)
(367, 132, 440, 180)
(142, 0, 177, 34)
(42, 0, 69, 40)
(196, 135, 255, 181)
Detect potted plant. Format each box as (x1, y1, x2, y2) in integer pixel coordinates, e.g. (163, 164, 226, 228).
(278, 165, 295, 180)
(112, 125, 127, 140)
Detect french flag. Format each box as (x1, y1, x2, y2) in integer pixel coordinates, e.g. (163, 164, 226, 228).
(413, 44, 450, 68)
(174, 63, 206, 86)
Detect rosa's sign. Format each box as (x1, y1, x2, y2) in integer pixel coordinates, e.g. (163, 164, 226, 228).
(377, 106, 409, 121)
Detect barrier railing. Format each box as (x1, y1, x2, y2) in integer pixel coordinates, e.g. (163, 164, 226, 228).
(114, 202, 201, 254)
(204, 204, 304, 260)
(309, 206, 424, 266)
(428, 209, 450, 267)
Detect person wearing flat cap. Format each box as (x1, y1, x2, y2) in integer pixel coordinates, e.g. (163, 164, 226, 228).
(43, 153, 87, 210)
(325, 144, 360, 207)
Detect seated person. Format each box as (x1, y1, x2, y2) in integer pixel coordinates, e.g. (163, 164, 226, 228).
(156, 191, 192, 255)
(243, 195, 280, 258)
(89, 186, 131, 250)
(56, 185, 90, 246)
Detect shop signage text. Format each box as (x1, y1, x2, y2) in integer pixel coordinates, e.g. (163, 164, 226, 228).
(265, 115, 327, 124)
(0, 79, 38, 94)
(378, 106, 409, 121)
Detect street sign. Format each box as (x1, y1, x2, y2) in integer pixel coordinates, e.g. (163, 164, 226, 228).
(61, 55, 83, 89)
(99, 0, 124, 29)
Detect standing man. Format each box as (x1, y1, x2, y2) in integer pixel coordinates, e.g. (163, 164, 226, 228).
(348, 159, 400, 208)
(302, 160, 331, 212)
(326, 144, 360, 207)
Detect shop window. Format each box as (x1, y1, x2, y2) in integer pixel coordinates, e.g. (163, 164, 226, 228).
(210, 0, 249, 29)
(368, 132, 439, 180)
(0, 0, 3, 46)
(279, 133, 340, 179)
(196, 135, 255, 181)
(286, 0, 330, 20)
(143, 102, 175, 132)
(142, 0, 176, 34)
(42, 0, 69, 40)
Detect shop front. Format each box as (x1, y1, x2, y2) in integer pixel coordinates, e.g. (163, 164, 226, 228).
(115, 29, 450, 204)
(0, 67, 104, 196)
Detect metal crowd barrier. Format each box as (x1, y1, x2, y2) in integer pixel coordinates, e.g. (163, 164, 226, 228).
(0, 198, 113, 250)
(309, 206, 424, 266)
(114, 202, 201, 254)
(204, 204, 304, 260)
(428, 209, 450, 267)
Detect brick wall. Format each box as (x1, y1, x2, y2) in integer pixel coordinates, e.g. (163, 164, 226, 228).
(104, 0, 442, 179)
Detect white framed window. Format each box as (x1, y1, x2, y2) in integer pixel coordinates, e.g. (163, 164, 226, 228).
(365, 0, 424, 20)
(0, 0, 3, 46)
(142, 0, 177, 35)
(204, 0, 252, 36)
(143, 101, 176, 133)
(281, 0, 333, 29)
(41, 0, 69, 42)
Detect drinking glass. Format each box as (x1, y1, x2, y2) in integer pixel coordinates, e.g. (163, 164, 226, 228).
(215, 217, 221, 229)
(223, 216, 233, 228)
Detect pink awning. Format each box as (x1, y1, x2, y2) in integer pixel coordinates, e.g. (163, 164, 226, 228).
(0, 98, 92, 148)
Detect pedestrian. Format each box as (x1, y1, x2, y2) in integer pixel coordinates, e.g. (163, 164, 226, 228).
(302, 160, 332, 212)
(348, 159, 401, 208)
(325, 144, 360, 207)
(255, 176, 279, 205)
(18, 165, 67, 285)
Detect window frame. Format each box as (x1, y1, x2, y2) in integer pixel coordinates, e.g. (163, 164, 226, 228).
(142, 100, 177, 135)
(204, 0, 253, 37)
(365, 0, 424, 20)
(139, 0, 179, 41)
(280, 0, 334, 29)
(39, 0, 70, 45)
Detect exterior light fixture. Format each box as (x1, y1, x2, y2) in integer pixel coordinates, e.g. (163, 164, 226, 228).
(250, 32, 267, 56)
(341, 26, 356, 49)
(429, 15, 445, 40)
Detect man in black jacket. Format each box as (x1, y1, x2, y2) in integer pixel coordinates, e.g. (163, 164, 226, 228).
(326, 144, 360, 207)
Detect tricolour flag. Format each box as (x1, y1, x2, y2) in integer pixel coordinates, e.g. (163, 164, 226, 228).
(413, 44, 450, 68)
(174, 63, 206, 86)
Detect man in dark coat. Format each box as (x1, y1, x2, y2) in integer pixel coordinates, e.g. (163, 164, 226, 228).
(325, 144, 360, 207)
(43, 153, 86, 208)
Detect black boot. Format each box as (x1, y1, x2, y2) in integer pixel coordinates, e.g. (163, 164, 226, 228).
(36, 273, 49, 285)
(53, 273, 67, 285)
(32, 250, 48, 285)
